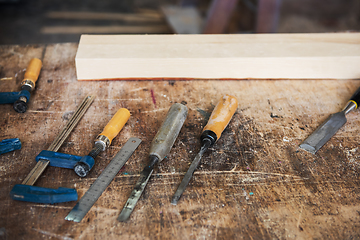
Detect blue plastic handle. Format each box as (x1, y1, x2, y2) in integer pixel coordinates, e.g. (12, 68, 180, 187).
(0, 90, 30, 104)
(36, 150, 83, 169)
(0, 138, 21, 155)
(10, 184, 78, 204)
(36, 150, 95, 170)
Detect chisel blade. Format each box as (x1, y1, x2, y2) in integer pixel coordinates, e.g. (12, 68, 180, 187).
(117, 166, 154, 222)
(171, 141, 210, 205)
(300, 112, 347, 154)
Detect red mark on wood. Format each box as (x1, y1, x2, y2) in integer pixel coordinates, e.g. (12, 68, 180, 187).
(150, 89, 157, 108)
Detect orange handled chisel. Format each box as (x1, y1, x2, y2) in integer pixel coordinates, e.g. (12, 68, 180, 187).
(74, 108, 130, 177)
(171, 94, 238, 205)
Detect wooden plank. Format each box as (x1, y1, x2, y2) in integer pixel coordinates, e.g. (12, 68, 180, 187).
(75, 33, 360, 81)
(1, 43, 360, 239)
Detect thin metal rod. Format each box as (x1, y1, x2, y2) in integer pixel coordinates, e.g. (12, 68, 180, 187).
(22, 159, 49, 185)
(171, 139, 211, 205)
(48, 96, 92, 151)
(48, 95, 95, 151)
(22, 95, 95, 185)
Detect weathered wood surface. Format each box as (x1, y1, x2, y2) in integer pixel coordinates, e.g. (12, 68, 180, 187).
(0, 43, 360, 240)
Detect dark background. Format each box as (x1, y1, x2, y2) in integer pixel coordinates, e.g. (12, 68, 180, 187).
(0, 0, 359, 45)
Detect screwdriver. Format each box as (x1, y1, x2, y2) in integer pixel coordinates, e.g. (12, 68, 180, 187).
(118, 103, 188, 221)
(171, 94, 238, 205)
(74, 108, 130, 177)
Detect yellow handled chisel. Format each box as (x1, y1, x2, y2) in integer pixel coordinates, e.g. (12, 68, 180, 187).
(171, 94, 238, 205)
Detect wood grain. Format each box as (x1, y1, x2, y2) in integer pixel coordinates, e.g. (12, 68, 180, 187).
(75, 33, 360, 80)
(1, 43, 360, 239)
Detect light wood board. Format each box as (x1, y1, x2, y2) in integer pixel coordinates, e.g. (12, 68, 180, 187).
(75, 33, 360, 80)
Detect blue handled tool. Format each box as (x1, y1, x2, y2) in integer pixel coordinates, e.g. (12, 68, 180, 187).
(0, 58, 42, 113)
(10, 95, 95, 204)
(0, 138, 21, 155)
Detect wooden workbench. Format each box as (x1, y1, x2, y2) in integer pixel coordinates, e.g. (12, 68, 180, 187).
(0, 43, 360, 239)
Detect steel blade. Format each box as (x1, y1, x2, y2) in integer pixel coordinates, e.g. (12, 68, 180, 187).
(171, 151, 203, 205)
(171, 141, 211, 205)
(117, 165, 154, 222)
(300, 112, 347, 154)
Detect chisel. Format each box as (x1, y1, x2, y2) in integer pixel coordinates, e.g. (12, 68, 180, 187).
(117, 103, 188, 221)
(300, 86, 360, 154)
(171, 94, 238, 205)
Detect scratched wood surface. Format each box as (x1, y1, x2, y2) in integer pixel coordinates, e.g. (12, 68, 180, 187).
(0, 43, 360, 240)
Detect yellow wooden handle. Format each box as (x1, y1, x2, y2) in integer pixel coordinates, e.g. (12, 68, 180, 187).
(203, 95, 238, 140)
(99, 108, 130, 144)
(23, 58, 42, 87)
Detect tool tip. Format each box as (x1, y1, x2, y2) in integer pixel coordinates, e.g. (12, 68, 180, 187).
(170, 195, 180, 205)
(117, 209, 132, 222)
(299, 143, 317, 154)
(65, 216, 81, 223)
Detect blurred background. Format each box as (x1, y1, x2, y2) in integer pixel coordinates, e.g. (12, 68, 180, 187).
(0, 0, 359, 45)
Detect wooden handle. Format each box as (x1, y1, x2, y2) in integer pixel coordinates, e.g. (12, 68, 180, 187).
(203, 95, 238, 141)
(99, 108, 130, 144)
(23, 58, 42, 87)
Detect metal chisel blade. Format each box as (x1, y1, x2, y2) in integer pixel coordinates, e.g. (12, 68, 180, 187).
(117, 167, 154, 222)
(300, 112, 347, 154)
(171, 141, 210, 205)
(171, 151, 203, 205)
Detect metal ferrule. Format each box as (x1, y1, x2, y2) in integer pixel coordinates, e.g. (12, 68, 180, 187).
(342, 101, 357, 115)
(21, 79, 35, 91)
(95, 135, 110, 151)
(19, 96, 27, 103)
